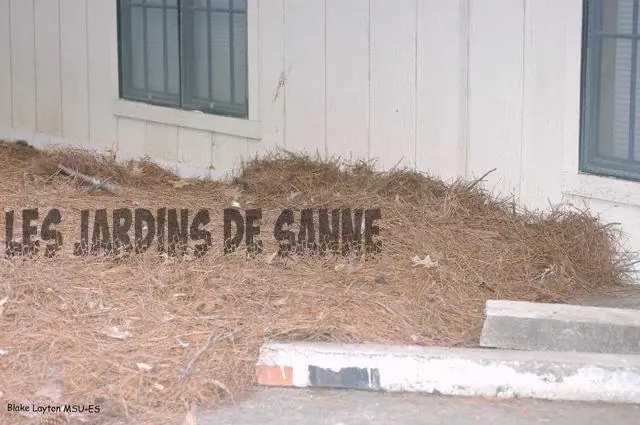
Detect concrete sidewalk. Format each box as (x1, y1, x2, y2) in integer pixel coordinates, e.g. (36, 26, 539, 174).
(196, 387, 640, 425)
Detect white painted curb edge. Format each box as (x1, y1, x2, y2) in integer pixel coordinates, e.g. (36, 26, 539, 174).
(257, 341, 640, 404)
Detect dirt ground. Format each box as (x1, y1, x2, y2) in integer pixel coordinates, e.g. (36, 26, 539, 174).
(0, 140, 636, 425)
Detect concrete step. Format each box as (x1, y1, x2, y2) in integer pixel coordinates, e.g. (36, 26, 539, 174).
(479, 299, 640, 355)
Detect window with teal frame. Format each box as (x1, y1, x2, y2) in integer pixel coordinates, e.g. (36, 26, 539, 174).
(117, 0, 248, 119)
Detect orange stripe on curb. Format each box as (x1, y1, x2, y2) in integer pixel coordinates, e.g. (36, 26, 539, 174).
(256, 365, 294, 386)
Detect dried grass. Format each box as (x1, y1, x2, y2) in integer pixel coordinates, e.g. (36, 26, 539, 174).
(0, 141, 636, 425)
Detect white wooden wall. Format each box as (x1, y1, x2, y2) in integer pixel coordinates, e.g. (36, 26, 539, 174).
(0, 0, 470, 180)
(1, 0, 640, 272)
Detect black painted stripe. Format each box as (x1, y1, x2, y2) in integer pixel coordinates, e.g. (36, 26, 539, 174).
(308, 365, 381, 390)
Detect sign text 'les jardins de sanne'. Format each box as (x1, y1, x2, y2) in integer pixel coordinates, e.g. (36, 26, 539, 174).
(3, 207, 382, 258)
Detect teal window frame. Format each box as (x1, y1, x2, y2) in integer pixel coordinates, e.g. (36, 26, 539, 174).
(117, 0, 249, 119)
(580, 0, 640, 181)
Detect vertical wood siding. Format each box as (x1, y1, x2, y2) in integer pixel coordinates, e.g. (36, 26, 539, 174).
(0, 0, 602, 210)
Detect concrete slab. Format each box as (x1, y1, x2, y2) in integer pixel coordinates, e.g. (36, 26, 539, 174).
(256, 341, 640, 404)
(196, 387, 640, 425)
(569, 286, 640, 310)
(480, 299, 640, 355)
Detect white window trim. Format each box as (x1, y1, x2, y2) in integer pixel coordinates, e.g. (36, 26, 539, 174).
(113, 99, 261, 139)
(561, 171, 640, 207)
(112, 0, 261, 141)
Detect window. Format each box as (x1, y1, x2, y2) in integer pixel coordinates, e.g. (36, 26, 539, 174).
(581, 0, 640, 181)
(117, 0, 248, 119)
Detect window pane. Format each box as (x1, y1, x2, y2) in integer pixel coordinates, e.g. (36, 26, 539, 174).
(189, 9, 211, 103)
(193, 0, 231, 10)
(120, 0, 179, 105)
(210, 0, 231, 9)
(146, 5, 179, 100)
(147, 7, 166, 93)
(182, 1, 248, 116)
(211, 12, 232, 104)
(146, 0, 178, 5)
(597, 37, 633, 160)
(233, 12, 247, 106)
(601, 0, 634, 34)
(130, 6, 146, 91)
(167, 8, 180, 95)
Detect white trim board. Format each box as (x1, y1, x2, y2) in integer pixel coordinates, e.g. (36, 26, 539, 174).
(112, 99, 262, 140)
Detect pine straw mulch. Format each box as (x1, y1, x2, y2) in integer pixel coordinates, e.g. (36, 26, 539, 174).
(0, 140, 637, 425)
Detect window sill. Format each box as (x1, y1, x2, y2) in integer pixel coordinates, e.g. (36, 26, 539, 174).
(561, 170, 640, 207)
(112, 99, 261, 140)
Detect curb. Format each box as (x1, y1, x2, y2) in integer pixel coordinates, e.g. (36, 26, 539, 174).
(256, 341, 640, 404)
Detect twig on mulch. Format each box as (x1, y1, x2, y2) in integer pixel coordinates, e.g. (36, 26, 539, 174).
(181, 326, 246, 379)
(466, 168, 497, 190)
(58, 163, 122, 196)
